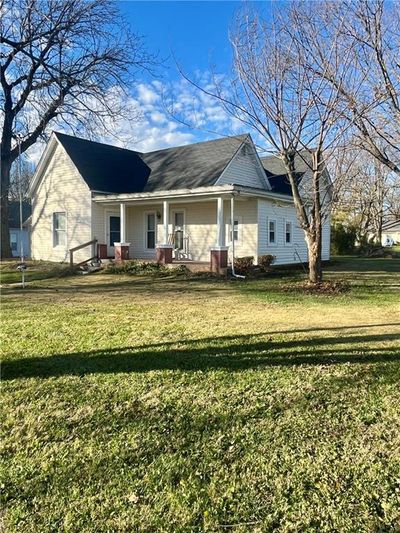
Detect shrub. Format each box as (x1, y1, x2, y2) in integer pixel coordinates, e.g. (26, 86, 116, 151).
(234, 256, 254, 275)
(106, 261, 167, 276)
(331, 222, 357, 255)
(258, 254, 275, 271)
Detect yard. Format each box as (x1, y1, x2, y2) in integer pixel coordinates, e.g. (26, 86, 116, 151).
(1, 257, 400, 532)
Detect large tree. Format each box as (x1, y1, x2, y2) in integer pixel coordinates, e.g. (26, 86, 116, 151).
(185, 4, 355, 283)
(293, 0, 400, 177)
(333, 146, 400, 244)
(1, 0, 152, 258)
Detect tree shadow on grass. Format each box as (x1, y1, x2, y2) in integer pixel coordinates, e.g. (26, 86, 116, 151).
(3, 330, 400, 381)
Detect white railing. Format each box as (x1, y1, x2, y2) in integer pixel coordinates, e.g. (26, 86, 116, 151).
(168, 232, 190, 259)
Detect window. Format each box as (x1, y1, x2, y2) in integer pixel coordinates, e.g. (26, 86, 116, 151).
(109, 216, 120, 246)
(227, 219, 239, 242)
(268, 219, 276, 245)
(146, 212, 156, 249)
(53, 212, 66, 246)
(10, 232, 18, 252)
(285, 220, 293, 245)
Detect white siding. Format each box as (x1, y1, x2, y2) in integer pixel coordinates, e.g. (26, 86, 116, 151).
(322, 215, 331, 260)
(90, 199, 259, 263)
(31, 143, 92, 264)
(258, 199, 331, 265)
(216, 148, 269, 190)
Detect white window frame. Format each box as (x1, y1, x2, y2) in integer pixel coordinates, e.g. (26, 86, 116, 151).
(268, 218, 277, 246)
(144, 210, 157, 250)
(284, 219, 293, 246)
(53, 212, 67, 248)
(10, 232, 18, 252)
(226, 215, 242, 244)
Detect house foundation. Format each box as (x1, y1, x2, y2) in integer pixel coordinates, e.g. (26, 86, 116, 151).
(156, 245, 174, 264)
(114, 243, 130, 262)
(210, 246, 228, 274)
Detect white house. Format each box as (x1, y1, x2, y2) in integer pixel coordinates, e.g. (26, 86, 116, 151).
(382, 219, 400, 246)
(29, 132, 331, 271)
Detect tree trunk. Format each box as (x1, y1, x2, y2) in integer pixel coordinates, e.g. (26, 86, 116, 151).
(306, 231, 323, 284)
(0, 157, 12, 259)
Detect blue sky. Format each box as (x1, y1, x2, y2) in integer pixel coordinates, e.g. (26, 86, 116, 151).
(119, 1, 239, 81)
(29, 1, 270, 162)
(94, 1, 261, 153)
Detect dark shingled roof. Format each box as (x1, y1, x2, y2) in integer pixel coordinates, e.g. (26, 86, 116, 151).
(55, 132, 247, 194)
(55, 132, 150, 193)
(9, 201, 31, 227)
(141, 135, 247, 192)
(260, 153, 311, 196)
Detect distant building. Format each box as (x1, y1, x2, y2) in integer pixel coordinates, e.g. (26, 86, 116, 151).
(382, 219, 400, 247)
(9, 201, 31, 258)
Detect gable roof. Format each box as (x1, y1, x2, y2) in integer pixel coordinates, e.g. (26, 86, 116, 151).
(54, 132, 248, 194)
(54, 132, 150, 193)
(382, 219, 400, 231)
(260, 154, 309, 196)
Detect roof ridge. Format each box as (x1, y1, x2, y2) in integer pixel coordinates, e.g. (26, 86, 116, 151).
(54, 130, 250, 157)
(143, 133, 249, 155)
(54, 131, 143, 156)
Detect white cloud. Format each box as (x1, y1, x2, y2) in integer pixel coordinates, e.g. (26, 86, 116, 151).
(25, 71, 255, 165)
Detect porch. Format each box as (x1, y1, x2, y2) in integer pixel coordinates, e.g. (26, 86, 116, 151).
(89, 187, 258, 273)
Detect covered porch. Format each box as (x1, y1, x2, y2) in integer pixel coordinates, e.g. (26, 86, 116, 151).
(91, 186, 255, 273)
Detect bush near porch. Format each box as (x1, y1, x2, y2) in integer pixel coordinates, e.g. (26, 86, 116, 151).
(1, 256, 400, 532)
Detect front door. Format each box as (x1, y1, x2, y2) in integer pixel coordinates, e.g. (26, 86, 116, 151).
(173, 211, 185, 250)
(107, 214, 120, 257)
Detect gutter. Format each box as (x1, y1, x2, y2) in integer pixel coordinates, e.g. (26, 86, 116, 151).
(230, 193, 245, 280)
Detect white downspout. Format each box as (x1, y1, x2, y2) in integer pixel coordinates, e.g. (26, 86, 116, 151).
(230, 194, 245, 279)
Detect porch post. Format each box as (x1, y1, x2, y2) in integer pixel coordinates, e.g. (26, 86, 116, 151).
(156, 200, 173, 264)
(120, 203, 126, 244)
(210, 197, 228, 274)
(115, 203, 130, 262)
(163, 200, 169, 244)
(216, 196, 225, 247)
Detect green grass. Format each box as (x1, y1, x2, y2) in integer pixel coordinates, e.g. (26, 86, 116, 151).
(0, 260, 74, 285)
(1, 257, 400, 532)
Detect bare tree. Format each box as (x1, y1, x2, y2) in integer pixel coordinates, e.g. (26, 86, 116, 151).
(296, 0, 400, 177)
(179, 4, 355, 283)
(8, 154, 33, 202)
(0, 0, 153, 258)
(333, 145, 400, 243)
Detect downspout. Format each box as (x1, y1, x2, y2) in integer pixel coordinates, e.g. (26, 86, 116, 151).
(230, 194, 246, 279)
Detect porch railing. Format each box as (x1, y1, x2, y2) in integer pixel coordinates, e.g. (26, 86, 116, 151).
(69, 238, 98, 267)
(168, 232, 190, 259)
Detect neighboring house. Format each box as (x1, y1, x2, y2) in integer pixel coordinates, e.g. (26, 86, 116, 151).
(382, 219, 400, 246)
(29, 132, 331, 271)
(9, 201, 31, 258)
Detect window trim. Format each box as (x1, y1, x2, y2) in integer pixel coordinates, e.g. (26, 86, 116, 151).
(53, 211, 67, 248)
(284, 219, 293, 246)
(226, 215, 242, 244)
(144, 210, 157, 250)
(267, 218, 277, 246)
(10, 232, 18, 252)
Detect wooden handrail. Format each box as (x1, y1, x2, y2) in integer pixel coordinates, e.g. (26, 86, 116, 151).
(69, 239, 98, 267)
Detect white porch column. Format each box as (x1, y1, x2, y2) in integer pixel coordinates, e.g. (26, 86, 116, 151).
(216, 197, 225, 247)
(120, 203, 126, 243)
(163, 200, 169, 244)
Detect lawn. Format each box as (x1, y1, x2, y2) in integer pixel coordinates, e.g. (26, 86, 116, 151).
(1, 257, 400, 532)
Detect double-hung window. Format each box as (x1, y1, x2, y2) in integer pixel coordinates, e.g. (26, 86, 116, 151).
(146, 212, 156, 249)
(53, 212, 66, 247)
(227, 217, 240, 243)
(268, 219, 277, 245)
(285, 220, 293, 245)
